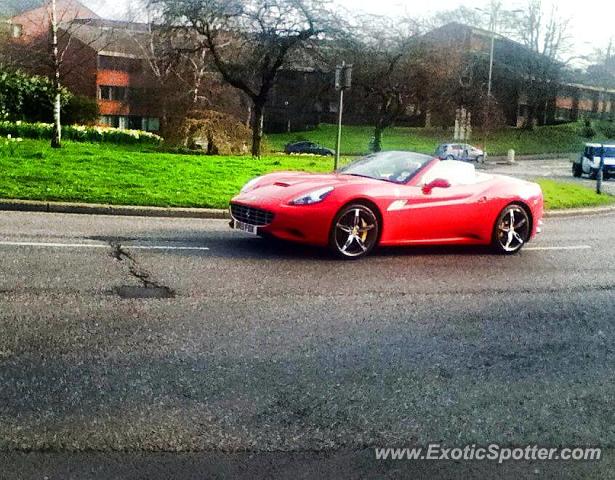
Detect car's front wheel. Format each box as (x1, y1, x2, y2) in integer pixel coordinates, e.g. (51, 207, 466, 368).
(572, 162, 582, 177)
(492, 204, 531, 254)
(330, 204, 380, 259)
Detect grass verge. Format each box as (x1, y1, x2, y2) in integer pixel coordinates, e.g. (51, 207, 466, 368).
(0, 139, 341, 209)
(268, 122, 609, 157)
(535, 179, 615, 210)
(0, 139, 613, 210)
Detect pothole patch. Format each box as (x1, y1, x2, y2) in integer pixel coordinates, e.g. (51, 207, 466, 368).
(115, 285, 175, 299)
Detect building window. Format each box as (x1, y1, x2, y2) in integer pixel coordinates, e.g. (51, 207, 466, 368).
(99, 115, 120, 128)
(98, 55, 142, 73)
(142, 117, 160, 132)
(98, 85, 127, 101)
(10, 23, 22, 38)
(555, 108, 571, 121)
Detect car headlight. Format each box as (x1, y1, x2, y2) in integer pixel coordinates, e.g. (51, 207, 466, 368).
(289, 186, 334, 205)
(240, 176, 263, 193)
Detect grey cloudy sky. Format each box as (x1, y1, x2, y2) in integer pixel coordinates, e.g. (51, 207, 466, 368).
(88, 0, 613, 62)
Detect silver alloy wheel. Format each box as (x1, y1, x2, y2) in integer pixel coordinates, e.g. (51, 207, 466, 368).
(333, 206, 378, 258)
(496, 205, 530, 252)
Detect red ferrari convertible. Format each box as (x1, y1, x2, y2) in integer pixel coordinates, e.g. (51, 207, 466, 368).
(230, 151, 543, 258)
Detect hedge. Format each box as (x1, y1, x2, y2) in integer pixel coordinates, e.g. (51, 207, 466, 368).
(0, 121, 162, 145)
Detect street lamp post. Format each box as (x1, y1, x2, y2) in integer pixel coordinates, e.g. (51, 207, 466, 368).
(334, 62, 352, 171)
(477, 5, 499, 162)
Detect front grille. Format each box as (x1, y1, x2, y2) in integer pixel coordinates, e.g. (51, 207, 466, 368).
(230, 203, 274, 226)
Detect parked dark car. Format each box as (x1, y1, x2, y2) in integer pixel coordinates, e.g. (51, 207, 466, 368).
(284, 141, 335, 156)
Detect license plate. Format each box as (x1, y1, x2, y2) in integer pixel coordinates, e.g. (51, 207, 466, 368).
(233, 220, 258, 235)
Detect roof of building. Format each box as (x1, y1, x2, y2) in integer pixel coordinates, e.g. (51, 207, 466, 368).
(58, 18, 152, 58)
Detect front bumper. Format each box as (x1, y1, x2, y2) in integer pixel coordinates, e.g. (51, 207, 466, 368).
(229, 200, 335, 246)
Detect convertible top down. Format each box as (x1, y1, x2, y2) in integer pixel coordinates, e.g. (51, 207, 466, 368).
(230, 151, 543, 258)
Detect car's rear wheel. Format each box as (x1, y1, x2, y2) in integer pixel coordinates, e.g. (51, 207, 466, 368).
(330, 204, 379, 259)
(572, 162, 582, 177)
(446, 155, 455, 160)
(492, 204, 530, 254)
(476, 155, 484, 164)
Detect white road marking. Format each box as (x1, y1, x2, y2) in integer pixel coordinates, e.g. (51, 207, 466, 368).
(0, 241, 209, 251)
(0, 240, 588, 253)
(128, 245, 210, 251)
(0, 241, 108, 249)
(524, 245, 591, 251)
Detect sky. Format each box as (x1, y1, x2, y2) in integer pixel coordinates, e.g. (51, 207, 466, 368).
(87, 0, 613, 64)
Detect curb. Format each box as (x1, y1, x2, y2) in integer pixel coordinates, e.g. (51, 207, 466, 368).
(1, 198, 614, 220)
(543, 205, 615, 218)
(0, 199, 229, 219)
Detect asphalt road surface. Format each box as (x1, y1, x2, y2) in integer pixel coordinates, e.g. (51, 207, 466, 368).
(486, 157, 615, 195)
(0, 210, 614, 479)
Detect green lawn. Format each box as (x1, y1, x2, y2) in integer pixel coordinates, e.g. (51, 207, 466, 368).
(0, 138, 612, 210)
(535, 179, 615, 210)
(0, 139, 342, 209)
(268, 122, 605, 156)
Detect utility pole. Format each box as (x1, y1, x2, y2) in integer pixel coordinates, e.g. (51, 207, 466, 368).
(334, 62, 352, 171)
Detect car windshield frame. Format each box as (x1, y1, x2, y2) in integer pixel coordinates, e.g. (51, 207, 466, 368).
(338, 151, 434, 184)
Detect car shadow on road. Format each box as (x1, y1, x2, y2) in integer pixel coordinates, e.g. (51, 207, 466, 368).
(117, 231, 496, 261)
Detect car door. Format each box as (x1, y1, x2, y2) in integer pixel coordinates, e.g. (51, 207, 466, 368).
(581, 147, 593, 173)
(398, 184, 485, 241)
(389, 162, 490, 242)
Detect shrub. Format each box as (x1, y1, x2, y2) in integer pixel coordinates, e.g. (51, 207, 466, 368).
(166, 111, 252, 155)
(598, 121, 615, 140)
(0, 121, 162, 145)
(580, 118, 596, 139)
(0, 68, 70, 122)
(63, 95, 100, 125)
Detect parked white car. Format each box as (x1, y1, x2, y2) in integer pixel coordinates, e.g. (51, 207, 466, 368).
(435, 143, 484, 163)
(572, 143, 615, 179)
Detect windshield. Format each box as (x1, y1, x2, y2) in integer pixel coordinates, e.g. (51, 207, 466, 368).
(339, 151, 433, 184)
(589, 147, 615, 157)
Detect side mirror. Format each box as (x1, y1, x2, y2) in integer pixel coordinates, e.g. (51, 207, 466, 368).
(422, 178, 451, 194)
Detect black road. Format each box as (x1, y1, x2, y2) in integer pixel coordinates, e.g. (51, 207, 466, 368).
(0, 211, 613, 479)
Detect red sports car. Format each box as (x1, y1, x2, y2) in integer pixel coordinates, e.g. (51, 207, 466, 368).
(230, 151, 543, 258)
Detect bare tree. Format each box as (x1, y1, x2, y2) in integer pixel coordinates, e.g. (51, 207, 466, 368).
(341, 16, 456, 150)
(506, 0, 571, 128)
(49, 0, 62, 147)
(6, 0, 112, 147)
(340, 17, 422, 151)
(155, 0, 337, 157)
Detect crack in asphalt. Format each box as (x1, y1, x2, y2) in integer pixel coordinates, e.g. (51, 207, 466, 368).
(109, 242, 175, 298)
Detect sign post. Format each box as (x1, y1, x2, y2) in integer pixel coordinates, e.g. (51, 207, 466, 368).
(597, 143, 605, 194)
(334, 62, 352, 171)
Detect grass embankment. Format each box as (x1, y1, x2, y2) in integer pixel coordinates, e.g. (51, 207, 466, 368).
(0, 139, 341, 209)
(268, 122, 608, 156)
(0, 138, 612, 210)
(535, 179, 615, 210)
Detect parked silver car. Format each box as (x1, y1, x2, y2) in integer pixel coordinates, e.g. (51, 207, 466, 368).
(435, 143, 484, 163)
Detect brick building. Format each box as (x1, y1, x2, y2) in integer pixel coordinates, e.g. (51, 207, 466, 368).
(57, 18, 161, 131)
(8, 3, 161, 132)
(7, 0, 98, 40)
(419, 22, 615, 126)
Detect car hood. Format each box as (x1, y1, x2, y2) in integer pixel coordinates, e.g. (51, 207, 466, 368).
(233, 171, 379, 203)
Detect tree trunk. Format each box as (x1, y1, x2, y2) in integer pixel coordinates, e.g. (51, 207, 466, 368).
(251, 101, 265, 158)
(50, 0, 61, 149)
(51, 84, 61, 149)
(373, 125, 383, 152)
